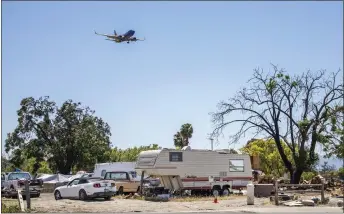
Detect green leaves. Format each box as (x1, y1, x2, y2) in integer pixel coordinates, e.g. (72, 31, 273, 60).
(173, 132, 184, 149)
(5, 97, 112, 174)
(267, 78, 277, 93)
(108, 144, 159, 162)
(174, 123, 193, 148)
(240, 139, 293, 177)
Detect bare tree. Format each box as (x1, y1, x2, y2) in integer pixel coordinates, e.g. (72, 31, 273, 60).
(210, 65, 343, 183)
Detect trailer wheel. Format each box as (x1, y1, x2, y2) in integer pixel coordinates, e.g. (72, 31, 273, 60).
(212, 189, 219, 197)
(212, 185, 222, 197)
(222, 188, 230, 196)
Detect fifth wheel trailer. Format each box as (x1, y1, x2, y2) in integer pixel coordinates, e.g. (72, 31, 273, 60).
(135, 147, 253, 196)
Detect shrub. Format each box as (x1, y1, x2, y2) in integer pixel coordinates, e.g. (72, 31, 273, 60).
(301, 171, 317, 181)
(1, 202, 21, 213)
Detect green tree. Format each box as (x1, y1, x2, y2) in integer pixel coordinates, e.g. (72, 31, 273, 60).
(173, 132, 184, 148)
(320, 106, 344, 160)
(240, 138, 293, 177)
(174, 123, 193, 148)
(21, 158, 53, 174)
(1, 155, 12, 172)
(109, 144, 159, 162)
(210, 65, 342, 183)
(5, 96, 112, 174)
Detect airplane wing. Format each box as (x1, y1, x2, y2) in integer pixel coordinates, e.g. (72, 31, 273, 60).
(105, 38, 122, 43)
(94, 30, 112, 37)
(129, 37, 145, 42)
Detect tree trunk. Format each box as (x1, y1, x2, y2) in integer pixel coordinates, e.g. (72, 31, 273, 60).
(56, 161, 73, 175)
(290, 168, 303, 184)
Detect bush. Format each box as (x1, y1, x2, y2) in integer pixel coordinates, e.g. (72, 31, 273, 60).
(339, 167, 344, 179)
(302, 171, 317, 181)
(1, 202, 21, 213)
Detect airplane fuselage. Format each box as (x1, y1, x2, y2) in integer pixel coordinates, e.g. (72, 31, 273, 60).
(96, 29, 142, 44)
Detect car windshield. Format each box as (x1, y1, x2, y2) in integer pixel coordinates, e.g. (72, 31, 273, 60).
(8, 173, 31, 180)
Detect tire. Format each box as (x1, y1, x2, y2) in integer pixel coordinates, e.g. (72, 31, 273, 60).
(222, 188, 230, 196)
(54, 190, 62, 200)
(104, 196, 111, 201)
(79, 189, 88, 201)
(136, 186, 141, 193)
(117, 187, 124, 195)
(212, 188, 220, 197)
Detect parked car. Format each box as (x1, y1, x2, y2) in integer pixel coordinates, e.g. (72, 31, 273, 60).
(54, 177, 116, 201)
(2, 171, 43, 198)
(1, 173, 6, 190)
(104, 171, 141, 195)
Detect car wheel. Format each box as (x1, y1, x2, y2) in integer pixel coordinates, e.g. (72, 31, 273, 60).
(79, 189, 88, 201)
(104, 196, 111, 201)
(117, 187, 124, 195)
(54, 190, 62, 200)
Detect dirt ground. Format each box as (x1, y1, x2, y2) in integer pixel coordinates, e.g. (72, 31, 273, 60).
(2, 193, 340, 213)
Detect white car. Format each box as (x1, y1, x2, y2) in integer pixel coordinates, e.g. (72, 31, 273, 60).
(54, 177, 116, 201)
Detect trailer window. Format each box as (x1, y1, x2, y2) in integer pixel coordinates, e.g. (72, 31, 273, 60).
(229, 160, 244, 172)
(101, 170, 106, 177)
(169, 152, 183, 162)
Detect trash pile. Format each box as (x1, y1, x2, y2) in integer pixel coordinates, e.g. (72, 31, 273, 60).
(256, 173, 274, 184)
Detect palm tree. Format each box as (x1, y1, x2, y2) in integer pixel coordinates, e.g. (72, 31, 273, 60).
(180, 123, 193, 147)
(173, 132, 184, 148)
(173, 123, 194, 148)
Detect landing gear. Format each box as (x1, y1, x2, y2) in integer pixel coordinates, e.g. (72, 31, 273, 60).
(127, 41, 130, 44)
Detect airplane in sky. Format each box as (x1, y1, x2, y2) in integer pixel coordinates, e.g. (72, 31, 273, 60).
(95, 29, 145, 44)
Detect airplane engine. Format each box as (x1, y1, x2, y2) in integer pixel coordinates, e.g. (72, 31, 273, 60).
(131, 37, 137, 40)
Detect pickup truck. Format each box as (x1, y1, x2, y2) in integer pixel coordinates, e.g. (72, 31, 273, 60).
(2, 171, 43, 198)
(104, 171, 141, 195)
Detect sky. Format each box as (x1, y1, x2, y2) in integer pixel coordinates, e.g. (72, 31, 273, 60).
(2, 2, 343, 167)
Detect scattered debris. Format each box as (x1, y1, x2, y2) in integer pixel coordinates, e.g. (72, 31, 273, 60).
(278, 193, 291, 201)
(301, 199, 315, 206)
(311, 197, 320, 204)
(283, 201, 303, 207)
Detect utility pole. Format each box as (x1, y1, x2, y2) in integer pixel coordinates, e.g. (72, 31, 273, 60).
(208, 138, 214, 151)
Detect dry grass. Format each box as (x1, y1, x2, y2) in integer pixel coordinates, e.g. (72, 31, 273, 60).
(170, 195, 245, 202)
(1, 199, 22, 213)
(114, 194, 246, 202)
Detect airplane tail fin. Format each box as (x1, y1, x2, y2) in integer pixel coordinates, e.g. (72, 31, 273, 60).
(114, 30, 117, 36)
